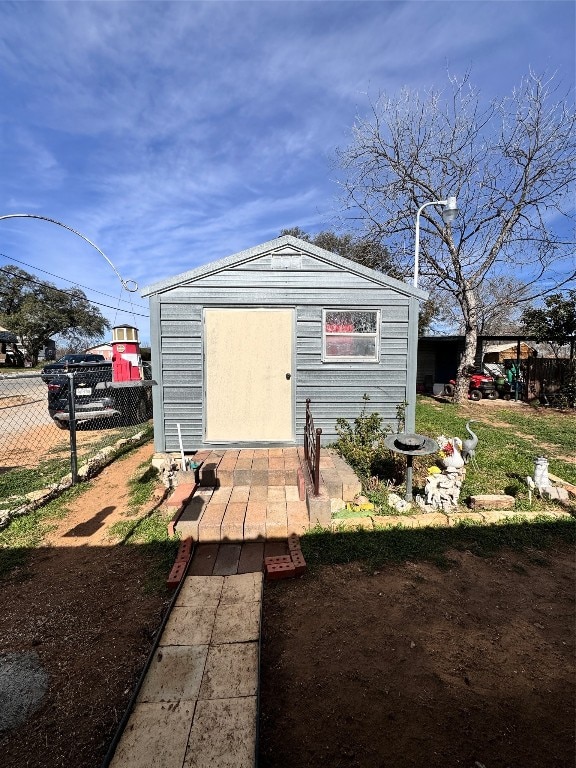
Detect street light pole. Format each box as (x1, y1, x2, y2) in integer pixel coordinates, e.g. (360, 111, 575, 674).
(413, 196, 458, 288)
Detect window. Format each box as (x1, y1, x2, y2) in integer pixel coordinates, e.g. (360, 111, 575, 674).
(322, 310, 380, 361)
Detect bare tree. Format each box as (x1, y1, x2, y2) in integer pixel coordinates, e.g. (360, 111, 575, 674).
(338, 71, 576, 401)
(440, 275, 533, 335)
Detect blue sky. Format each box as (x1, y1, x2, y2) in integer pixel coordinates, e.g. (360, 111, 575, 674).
(0, 0, 574, 342)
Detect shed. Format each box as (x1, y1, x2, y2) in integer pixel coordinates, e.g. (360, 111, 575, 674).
(141, 235, 426, 453)
(483, 341, 536, 364)
(417, 336, 466, 392)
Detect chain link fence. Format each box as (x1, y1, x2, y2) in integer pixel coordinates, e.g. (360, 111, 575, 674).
(0, 370, 154, 522)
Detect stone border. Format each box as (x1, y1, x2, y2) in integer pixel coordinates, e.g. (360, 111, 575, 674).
(330, 508, 573, 532)
(0, 430, 151, 531)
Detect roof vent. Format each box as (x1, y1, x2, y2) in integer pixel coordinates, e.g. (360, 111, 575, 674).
(271, 252, 302, 270)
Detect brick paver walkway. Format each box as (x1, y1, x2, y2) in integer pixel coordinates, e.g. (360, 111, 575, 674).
(109, 447, 352, 768)
(110, 573, 262, 768)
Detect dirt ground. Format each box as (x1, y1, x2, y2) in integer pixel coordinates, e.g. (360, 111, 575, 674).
(0, 442, 173, 768)
(259, 549, 575, 768)
(1, 432, 575, 768)
(1, 422, 136, 471)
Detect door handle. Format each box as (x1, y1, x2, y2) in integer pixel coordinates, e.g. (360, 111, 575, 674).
(286, 373, 291, 380)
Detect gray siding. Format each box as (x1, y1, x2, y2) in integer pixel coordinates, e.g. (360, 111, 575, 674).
(149, 247, 418, 452)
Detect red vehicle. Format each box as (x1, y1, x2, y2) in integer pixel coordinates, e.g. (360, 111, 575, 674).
(444, 371, 498, 401)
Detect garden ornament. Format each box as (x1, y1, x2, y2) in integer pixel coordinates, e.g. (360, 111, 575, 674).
(461, 420, 479, 467)
(384, 432, 439, 502)
(533, 456, 550, 492)
(424, 465, 465, 512)
(436, 436, 465, 470)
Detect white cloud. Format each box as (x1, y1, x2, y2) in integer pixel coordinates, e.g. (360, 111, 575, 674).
(0, 0, 573, 331)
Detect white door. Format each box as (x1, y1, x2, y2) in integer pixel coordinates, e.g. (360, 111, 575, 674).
(204, 308, 294, 442)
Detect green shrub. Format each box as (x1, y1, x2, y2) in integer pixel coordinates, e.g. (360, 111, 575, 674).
(334, 394, 392, 479)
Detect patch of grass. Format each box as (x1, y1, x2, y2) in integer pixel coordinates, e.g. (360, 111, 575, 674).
(76, 422, 154, 461)
(0, 437, 156, 579)
(125, 462, 160, 514)
(301, 517, 576, 571)
(493, 407, 576, 453)
(0, 424, 154, 516)
(108, 512, 179, 593)
(0, 457, 70, 502)
(415, 398, 576, 496)
(331, 398, 575, 513)
(108, 511, 172, 545)
(107, 462, 177, 592)
(0, 483, 89, 578)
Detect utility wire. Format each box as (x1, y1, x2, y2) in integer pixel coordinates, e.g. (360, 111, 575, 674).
(0, 252, 144, 309)
(0, 266, 149, 318)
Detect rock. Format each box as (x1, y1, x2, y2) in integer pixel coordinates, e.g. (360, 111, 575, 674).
(469, 494, 515, 510)
(173, 470, 197, 487)
(387, 493, 412, 514)
(542, 486, 569, 501)
(24, 490, 50, 503)
(330, 498, 345, 514)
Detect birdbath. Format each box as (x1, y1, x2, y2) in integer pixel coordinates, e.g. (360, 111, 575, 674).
(384, 433, 439, 502)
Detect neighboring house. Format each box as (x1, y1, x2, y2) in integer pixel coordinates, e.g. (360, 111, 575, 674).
(141, 235, 426, 453)
(85, 342, 114, 360)
(0, 326, 55, 364)
(483, 341, 536, 364)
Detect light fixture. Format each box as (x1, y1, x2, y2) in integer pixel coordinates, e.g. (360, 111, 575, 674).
(413, 196, 458, 287)
(441, 196, 459, 224)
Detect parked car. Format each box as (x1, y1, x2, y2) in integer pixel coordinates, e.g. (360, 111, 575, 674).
(41, 354, 109, 382)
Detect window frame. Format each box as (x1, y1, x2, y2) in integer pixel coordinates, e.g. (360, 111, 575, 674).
(321, 308, 381, 363)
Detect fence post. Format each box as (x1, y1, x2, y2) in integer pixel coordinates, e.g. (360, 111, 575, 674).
(67, 372, 78, 485)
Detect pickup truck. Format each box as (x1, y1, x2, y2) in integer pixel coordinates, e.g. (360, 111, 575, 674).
(41, 354, 109, 382)
(46, 362, 154, 429)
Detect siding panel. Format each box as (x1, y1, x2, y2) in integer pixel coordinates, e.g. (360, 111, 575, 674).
(161, 304, 202, 321)
(160, 320, 201, 336)
(164, 287, 408, 305)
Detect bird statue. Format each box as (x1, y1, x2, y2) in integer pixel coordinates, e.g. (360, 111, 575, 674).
(461, 420, 479, 467)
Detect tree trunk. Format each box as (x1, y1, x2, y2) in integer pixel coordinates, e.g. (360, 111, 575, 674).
(454, 329, 479, 403)
(454, 281, 479, 404)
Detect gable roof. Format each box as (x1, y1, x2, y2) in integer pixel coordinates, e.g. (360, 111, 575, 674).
(141, 235, 427, 300)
